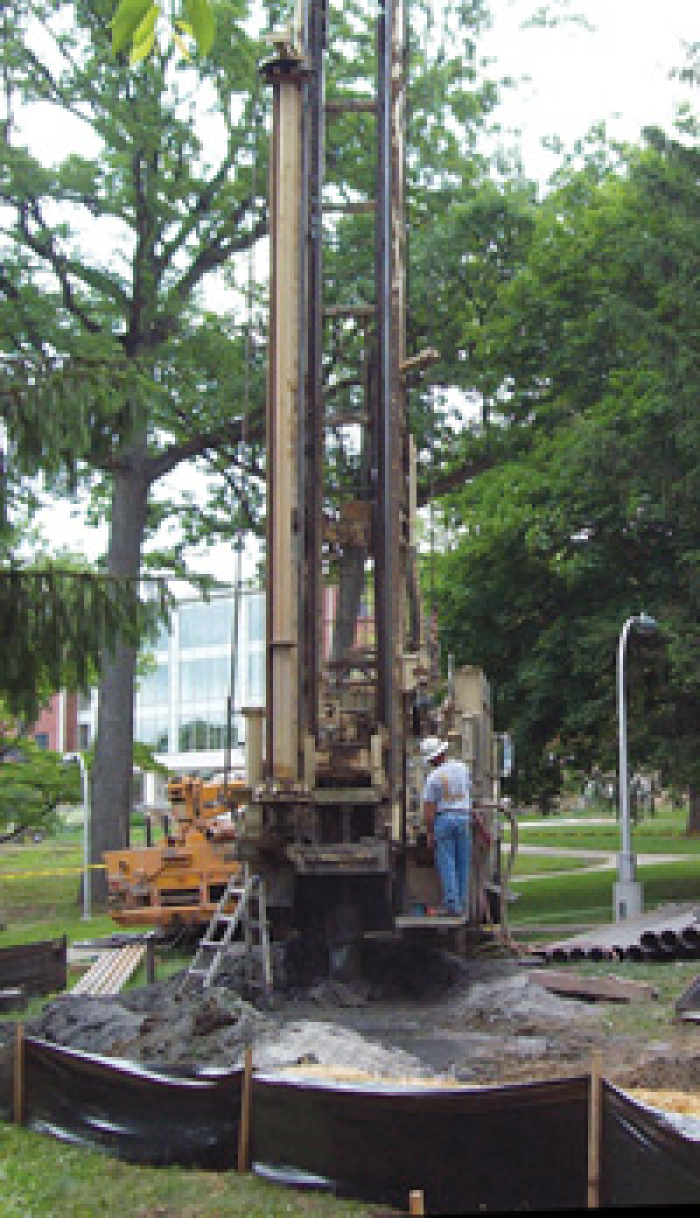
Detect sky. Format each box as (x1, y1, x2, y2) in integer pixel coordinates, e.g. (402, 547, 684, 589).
(483, 0, 696, 181)
(24, 0, 698, 583)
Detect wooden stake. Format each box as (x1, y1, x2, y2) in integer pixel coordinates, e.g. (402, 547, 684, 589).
(587, 1051, 602, 1208)
(237, 1043, 253, 1172)
(146, 934, 156, 985)
(409, 1189, 425, 1215)
(14, 1022, 24, 1127)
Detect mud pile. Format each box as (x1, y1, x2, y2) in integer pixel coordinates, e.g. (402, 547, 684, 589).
(29, 976, 438, 1077)
(25, 943, 609, 1083)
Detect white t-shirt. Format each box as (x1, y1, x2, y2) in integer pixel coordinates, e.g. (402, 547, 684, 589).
(423, 759, 471, 817)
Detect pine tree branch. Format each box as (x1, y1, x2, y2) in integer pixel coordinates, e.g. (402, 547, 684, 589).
(0, 270, 49, 355)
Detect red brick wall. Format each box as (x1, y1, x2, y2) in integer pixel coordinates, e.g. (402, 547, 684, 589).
(30, 692, 78, 753)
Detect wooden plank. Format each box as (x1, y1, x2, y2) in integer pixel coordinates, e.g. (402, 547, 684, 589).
(322, 201, 375, 215)
(72, 945, 146, 996)
(322, 303, 376, 319)
(238, 1044, 253, 1172)
(14, 1022, 24, 1126)
(587, 1052, 602, 1209)
(325, 97, 376, 114)
(675, 971, 700, 1014)
(396, 913, 469, 930)
(529, 969, 658, 1003)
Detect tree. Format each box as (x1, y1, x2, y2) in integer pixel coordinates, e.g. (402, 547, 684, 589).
(0, 731, 82, 841)
(434, 129, 700, 826)
(2, 0, 517, 897)
(2, 0, 269, 896)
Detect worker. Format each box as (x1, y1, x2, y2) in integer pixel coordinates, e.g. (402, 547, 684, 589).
(422, 737, 471, 917)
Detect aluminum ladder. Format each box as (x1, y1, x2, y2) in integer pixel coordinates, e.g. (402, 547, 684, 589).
(180, 866, 273, 1001)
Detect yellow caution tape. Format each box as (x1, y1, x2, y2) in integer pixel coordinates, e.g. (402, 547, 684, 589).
(0, 863, 107, 879)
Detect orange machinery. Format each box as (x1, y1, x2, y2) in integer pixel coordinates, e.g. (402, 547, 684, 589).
(104, 776, 247, 928)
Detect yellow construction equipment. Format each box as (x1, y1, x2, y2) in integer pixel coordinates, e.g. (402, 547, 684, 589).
(104, 777, 246, 928)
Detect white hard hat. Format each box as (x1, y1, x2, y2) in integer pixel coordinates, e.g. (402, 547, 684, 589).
(422, 737, 448, 764)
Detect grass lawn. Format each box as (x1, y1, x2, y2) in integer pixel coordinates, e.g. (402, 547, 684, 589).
(0, 827, 150, 947)
(0, 828, 385, 1216)
(508, 799, 700, 857)
(511, 852, 597, 877)
(512, 821, 700, 856)
(508, 858, 700, 926)
(1, 815, 699, 1212)
(0, 1125, 382, 1218)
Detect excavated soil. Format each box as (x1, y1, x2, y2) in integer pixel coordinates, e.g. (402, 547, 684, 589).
(19, 935, 700, 1108)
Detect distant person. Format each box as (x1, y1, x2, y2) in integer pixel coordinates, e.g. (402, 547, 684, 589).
(422, 737, 471, 916)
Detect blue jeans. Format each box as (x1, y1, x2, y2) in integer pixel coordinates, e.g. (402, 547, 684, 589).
(434, 812, 470, 913)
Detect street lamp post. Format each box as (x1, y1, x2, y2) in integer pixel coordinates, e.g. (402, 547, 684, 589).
(63, 752, 90, 921)
(614, 613, 657, 923)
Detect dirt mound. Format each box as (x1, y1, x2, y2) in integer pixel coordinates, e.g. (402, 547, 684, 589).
(30, 978, 275, 1068)
(22, 940, 700, 1098)
(28, 970, 435, 1077)
(444, 971, 601, 1034)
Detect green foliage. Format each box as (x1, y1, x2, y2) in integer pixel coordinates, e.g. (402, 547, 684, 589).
(111, 0, 216, 63)
(0, 1123, 376, 1217)
(0, 564, 170, 723)
(435, 129, 700, 805)
(0, 736, 81, 836)
(2, 0, 266, 548)
(316, 0, 520, 506)
(510, 859, 700, 927)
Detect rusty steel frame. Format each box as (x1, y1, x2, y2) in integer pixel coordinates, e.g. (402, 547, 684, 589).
(262, 0, 410, 794)
(375, 0, 408, 814)
(301, 0, 326, 750)
(252, 0, 415, 917)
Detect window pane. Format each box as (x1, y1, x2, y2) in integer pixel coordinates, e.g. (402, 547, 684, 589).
(247, 592, 265, 643)
(179, 598, 234, 648)
(138, 663, 169, 707)
(247, 649, 265, 704)
(180, 657, 230, 705)
(135, 712, 168, 752)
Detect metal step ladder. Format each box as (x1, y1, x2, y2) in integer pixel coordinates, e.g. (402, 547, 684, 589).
(180, 867, 273, 1001)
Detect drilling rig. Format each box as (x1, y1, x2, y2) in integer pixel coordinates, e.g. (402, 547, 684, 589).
(234, 0, 514, 965)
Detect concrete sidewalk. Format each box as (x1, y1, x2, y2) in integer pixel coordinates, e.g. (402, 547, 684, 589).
(514, 841, 687, 881)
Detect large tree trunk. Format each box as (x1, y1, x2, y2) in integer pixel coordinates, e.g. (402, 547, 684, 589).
(687, 786, 700, 836)
(90, 457, 150, 904)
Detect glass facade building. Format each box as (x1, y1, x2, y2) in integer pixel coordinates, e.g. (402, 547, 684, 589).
(78, 589, 265, 780)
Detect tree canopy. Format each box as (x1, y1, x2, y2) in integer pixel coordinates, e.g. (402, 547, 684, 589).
(434, 129, 700, 813)
(2, 0, 513, 887)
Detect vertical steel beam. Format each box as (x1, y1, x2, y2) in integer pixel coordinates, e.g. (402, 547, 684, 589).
(375, 0, 393, 749)
(375, 0, 407, 807)
(301, 0, 327, 748)
(262, 42, 306, 780)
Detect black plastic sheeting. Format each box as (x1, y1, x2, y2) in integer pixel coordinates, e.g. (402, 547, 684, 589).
(0, 936, 67, 996)
(23, 1036, 242, 1169)
(2, 1036, 700, 1210)
(601, 1081, 700, 1207)
(251, 1073, 590, 1213)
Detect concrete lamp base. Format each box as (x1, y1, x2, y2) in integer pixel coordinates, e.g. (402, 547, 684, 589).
(614, 879, 644, 923)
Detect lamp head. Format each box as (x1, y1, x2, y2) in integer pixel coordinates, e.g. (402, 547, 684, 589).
(636, 613, 658, 636)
